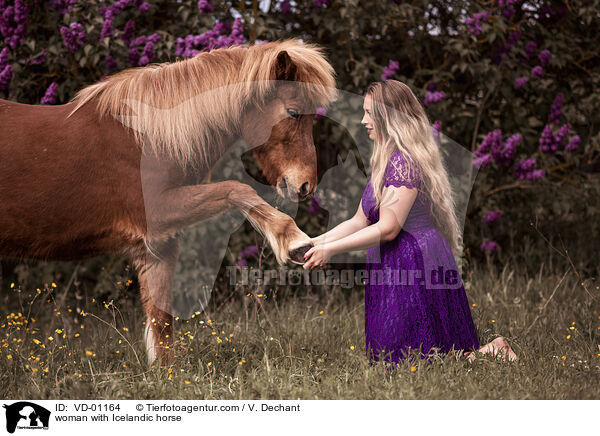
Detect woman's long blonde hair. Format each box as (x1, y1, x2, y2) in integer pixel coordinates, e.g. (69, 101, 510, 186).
(366, 80, 461, 253)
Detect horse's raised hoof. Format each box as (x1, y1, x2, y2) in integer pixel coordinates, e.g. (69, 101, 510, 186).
(289, 242, 313, 265)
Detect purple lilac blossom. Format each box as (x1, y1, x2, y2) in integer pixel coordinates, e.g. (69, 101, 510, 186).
(198, 0, 212, 12)
(0, 64, 12, 90)
(531, 65, 544, 78)
(307, 194, 323, 215)
(105, 55, 117, 72)
(538, 49, 551, 67)
(554, 124, 571, 149)
(507, 30, 521, 46)
(147, 33, 160, 43)
(40, 82, 58, 105)
(128, 33, 160, 66)
(314, 107, 326, 120)
(175, 19, 244, 58)
(482, 210, 503, 224)
(548, 92, 563, 124)
(280, 0, 290, 13)
(539, 124, 554, 153)
(110, 0, 132, 15)
(565, 135, 580, 152)
(0, 46, 8, 67)
(139, 1, 150, 12)
(493, 133, 521, 165)
(514, 158, 544, 180)
(313, 0, 329, 7)
(493, 30, 521, 64)
(502, 6, 515, 19)
(474, 129, 502, 158)
(480, 239, 498, 253)
(127, 46, 139, 65)
(514, 76, 527, 89)
(514, 157, 535, 174)
(121, 20, 135, 44)
(524, 41, 538, 59)
(235, 259, 247, 268)
(381, 60, 399, 81)
(48, 0, 77, 15)
(527, 169, 545, 181)
(1, 6, 15, 39)
(138, 41, 154, 66)
(465, 11, 489, 35)
(60, 22, 88, 52)
(423, 90, 446, 106)
(474, 154, 493, 169)
(240, 245, 259, 259)
(1, 0, 28, 50)
(30, 48, 47, 65)
(100, 9, 114, 40)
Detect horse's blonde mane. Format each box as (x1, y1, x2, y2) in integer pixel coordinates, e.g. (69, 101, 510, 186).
(68, 39, 337, 169)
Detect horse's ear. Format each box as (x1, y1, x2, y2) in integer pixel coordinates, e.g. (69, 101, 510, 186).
(274, 51, 297, 81)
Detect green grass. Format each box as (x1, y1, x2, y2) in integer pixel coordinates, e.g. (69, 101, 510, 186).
(1, 249, 599, 400)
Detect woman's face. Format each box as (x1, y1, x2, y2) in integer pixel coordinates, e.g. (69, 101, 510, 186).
(361, 93, 375, 140)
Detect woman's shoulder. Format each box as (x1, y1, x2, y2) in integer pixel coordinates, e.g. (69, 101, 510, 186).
(384, 149, 422, 189)
(389, 149, 414, 164)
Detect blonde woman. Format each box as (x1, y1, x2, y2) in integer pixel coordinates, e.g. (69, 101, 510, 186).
(303, 80, 517, 364)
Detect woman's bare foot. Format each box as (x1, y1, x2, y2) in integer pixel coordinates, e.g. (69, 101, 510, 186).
(466, 336, 518, 363)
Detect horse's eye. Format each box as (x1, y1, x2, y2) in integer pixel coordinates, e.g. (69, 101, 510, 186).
(287, 108, 300, 119)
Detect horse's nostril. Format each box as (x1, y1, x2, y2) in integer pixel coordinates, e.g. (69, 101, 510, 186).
(300, 181, 309, 197)
(280, 177, 287, 190)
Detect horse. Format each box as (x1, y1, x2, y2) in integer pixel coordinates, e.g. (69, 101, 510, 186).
(0, 38, 336, 365)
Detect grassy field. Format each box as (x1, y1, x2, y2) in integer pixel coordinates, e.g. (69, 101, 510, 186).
(1, 244, 599, 400)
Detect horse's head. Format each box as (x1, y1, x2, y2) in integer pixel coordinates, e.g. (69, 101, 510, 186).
(240, 47, 335, 202)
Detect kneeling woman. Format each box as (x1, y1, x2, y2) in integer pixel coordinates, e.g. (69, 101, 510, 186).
(303, 80, 517, 364)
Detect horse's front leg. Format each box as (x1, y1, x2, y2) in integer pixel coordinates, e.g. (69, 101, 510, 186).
(146, 180, 312, 264)
(133, 237, 179, 365)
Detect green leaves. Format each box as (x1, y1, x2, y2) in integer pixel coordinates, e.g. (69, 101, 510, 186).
(1, 0, 597, 267)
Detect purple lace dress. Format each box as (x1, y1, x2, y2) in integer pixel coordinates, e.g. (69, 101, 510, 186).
(361, 150, 479, 364)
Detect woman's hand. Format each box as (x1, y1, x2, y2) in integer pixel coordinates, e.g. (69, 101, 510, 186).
(302, 243, 334, 270)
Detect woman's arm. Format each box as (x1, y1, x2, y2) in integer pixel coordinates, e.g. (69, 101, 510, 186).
(311, 200, 370, 244)
(303, 185, 418, 269)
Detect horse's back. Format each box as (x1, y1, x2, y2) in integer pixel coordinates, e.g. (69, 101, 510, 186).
(0, 99, 147, 260)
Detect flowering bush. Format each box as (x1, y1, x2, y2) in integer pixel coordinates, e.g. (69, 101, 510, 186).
(0, 0, 598, 278)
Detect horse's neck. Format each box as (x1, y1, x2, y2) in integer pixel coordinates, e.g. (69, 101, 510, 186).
(165, 130, 240, 186)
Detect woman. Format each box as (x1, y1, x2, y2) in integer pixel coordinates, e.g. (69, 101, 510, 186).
(303, 80, 517, 364)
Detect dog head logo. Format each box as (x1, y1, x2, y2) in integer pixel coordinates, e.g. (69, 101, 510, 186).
(3, 402, 50, 433)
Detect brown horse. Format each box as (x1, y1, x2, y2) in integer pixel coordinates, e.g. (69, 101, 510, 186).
(0, 39, 336, 364)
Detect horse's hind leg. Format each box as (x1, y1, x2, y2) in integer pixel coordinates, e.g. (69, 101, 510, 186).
(133, 237, 179, 366)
